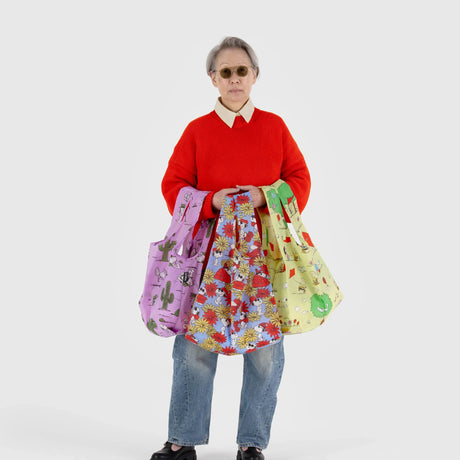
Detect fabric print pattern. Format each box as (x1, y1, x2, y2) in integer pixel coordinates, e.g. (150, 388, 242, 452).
(259, 180, 343, 335)
(185, 192, 282, 355)
(139, 187, 215, 337)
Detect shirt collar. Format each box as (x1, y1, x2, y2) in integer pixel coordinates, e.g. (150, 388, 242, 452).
(214, 97, 255, 128)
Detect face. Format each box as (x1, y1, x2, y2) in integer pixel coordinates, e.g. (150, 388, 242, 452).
(210, 47, 257, 111)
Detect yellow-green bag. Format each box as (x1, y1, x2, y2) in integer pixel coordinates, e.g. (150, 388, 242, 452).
(259, 180, 343, 334)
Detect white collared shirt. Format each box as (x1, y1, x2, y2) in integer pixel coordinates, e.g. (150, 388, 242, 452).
(214, 97, 255, 128)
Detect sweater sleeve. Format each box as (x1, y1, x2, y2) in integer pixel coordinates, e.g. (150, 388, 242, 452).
(161, 122, 217, 219)
(280, 118, 311, 213)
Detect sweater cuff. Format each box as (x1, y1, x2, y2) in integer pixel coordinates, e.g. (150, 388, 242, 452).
(199, 192, 219, 220)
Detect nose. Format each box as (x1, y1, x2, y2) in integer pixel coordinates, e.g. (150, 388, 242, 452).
(229, 70, 241, 83)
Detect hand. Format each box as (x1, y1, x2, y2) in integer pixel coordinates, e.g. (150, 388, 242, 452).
(212, 187, 241, 211)
(236, 185, 267, 208)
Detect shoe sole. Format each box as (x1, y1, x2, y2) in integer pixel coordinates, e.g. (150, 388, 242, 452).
(175, 453, 196, 460)
(151, 451, 196, 460)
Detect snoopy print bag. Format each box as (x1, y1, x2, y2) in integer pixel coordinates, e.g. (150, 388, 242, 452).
(139, 187, 214, 337)
(259, 180, 343, 334)
(185, 192, 282, 355)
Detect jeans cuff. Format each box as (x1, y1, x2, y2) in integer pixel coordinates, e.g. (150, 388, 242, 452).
(168, 437, 209, 446)
(237, 442, 266, 450)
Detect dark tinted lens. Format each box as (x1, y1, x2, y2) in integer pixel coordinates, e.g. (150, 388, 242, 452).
(237, 66, 249, 77)
(219, 68, 232, 79)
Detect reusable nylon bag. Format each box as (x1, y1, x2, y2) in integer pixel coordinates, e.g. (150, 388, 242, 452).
(139, 187, 214, 337)
(185, 192, 282, 355)
(259, 180, 343, 334)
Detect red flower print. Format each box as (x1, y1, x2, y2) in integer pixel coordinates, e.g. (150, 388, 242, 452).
(222, 346, 236, 355)
(240, 301, 249, 313)
(204, 309, 218, 325)
(185, 334, 197, 344)
(236, 194, 250, 204)
(257, 288, 271, 299)
(205, 282, 217, 297)
(256, 340, 270, 348)
(213, 332, 227, 343)
(223, 222, 234, 238)
(265, 322, 280, 338)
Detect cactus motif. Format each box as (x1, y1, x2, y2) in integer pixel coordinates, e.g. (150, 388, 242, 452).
(161, 281, 175, 310)
(158, 240, 177, 262)
(147, 318, 157, 332)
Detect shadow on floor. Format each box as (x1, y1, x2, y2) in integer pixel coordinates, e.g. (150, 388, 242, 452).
(0, 403, 154, 459)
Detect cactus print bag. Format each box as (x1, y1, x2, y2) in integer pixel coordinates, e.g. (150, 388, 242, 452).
(185, 192, 282, 355)
(259, 180, 343, 334)
(139, 187, 214, 337)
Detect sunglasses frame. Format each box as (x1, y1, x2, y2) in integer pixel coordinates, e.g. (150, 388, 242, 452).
(213, 65, 254, 79)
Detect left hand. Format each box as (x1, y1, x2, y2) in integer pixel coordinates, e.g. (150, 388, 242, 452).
(236, 185, 267, 208)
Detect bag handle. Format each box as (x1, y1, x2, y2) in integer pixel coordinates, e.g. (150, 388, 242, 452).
(261, 181, 311, 251)
(233, 192, 262, 253)
(164, 187, 209, 244)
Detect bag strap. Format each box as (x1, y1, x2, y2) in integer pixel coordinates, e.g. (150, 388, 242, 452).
(233, 191, 261, 253)
(165, 187, 209, 244)
(261, 181, 311, 251)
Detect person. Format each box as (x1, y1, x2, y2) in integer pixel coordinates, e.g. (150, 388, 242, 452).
(151, 36, 311, 460)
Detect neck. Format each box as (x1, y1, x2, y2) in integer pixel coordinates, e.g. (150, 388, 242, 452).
(220, 97, 249, 113)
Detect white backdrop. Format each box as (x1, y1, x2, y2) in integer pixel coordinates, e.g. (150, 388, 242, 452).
(1, 1, 459, 459)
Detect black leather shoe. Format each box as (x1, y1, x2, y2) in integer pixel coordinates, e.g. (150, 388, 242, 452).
(150, 442, 197, 460)
(237, 447, 265, 460)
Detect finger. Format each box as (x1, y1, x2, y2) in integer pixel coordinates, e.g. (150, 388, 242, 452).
(223, 187, 241, 195)
(235, 185, 254, 190)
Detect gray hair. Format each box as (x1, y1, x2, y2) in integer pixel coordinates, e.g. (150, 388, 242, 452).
(206, 36, 260, 77)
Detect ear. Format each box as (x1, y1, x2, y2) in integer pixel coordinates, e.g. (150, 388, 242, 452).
(209, 71, 218, 87)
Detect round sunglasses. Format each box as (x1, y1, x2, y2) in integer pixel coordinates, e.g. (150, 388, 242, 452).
(214, 65, 253, 79)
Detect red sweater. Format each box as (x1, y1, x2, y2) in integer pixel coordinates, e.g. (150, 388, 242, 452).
(161, 107, 311, 219)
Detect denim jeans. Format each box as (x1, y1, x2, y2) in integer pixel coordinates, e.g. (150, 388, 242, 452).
(167, 334, 285, 450)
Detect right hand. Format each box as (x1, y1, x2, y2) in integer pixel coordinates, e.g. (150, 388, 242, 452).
(212, 187, 241, 211)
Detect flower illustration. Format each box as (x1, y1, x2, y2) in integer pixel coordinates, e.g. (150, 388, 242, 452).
(215, 236, 229, 252)
(202, 269, 214, 284)
(265, 322, 280, 338)
(222, 346, 236, 355)
(247, 312, 262, 323)
(237, 239, 249, 255)
(215, 306, 231, 320)
(243, 328, 258, 342)
(257, 288, 271, 299)
(223, 222, 234, 238)
(239, 202, 253, 216)
(212, 332, 227, 343)
(201, 337, 221, 352)
(222, 204, 235, 220)
(244, 283, 257, 298)
(238, 262, 250, 277)
(253, 255, 266, 266)
(194, 318, 211, 333)
(204, 309, 218, 325)
(237, 335, 249, 350)
(205, 282, 217, 297)
(236, 194, 250, 204)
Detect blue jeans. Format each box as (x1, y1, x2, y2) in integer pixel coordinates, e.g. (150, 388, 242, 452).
(167, 335, 285, 450)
